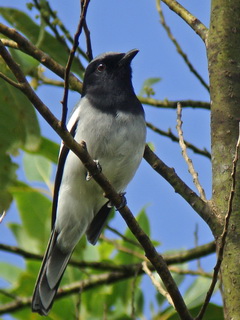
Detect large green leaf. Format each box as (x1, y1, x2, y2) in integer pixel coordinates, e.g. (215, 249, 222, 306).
(27, 136, 59, 163)
(10, 182, 52, 252)
(167, 303, 224, 320)
(0, 154, 18, 212)
(0, 7, 84, 78)
(0, 55, 41, 211)
(23, 152, 52, 184)
(0, 262, 23, 286)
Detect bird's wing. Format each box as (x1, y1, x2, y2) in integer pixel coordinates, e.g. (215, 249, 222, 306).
(51, 110, 79, 229)
(86, 203, 112, 245)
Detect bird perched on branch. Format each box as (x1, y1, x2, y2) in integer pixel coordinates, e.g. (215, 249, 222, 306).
(32, 49, 146, 315)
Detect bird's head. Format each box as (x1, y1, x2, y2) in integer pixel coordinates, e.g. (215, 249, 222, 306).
(82, 49, 139, 98)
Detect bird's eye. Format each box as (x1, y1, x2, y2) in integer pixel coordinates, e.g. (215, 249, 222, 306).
(97, 63, 106, 72)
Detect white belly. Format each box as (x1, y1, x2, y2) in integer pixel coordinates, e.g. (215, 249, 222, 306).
(55, 97, 146, 251)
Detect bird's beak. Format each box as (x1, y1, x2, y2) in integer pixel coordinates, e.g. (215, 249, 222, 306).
(118, 49, 139, 66)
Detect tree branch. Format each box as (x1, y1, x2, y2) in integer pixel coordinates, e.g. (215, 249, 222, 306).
(146, 121, 211, 159)
(0, 241, 216, 269)
(176, 103, 207, 201)
(61, 0, 91, 126)
(156, 0, 209, 91)
(0, 241, 216, 316)
(0, 23, 82, 92)
(143, 144, 218, 230)
(160, 0, 208, 43)
(139, 97, 210, 110)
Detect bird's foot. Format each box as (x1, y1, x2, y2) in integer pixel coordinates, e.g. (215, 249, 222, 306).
(107, 192, 127, 210)
(86, 160, 102, 181)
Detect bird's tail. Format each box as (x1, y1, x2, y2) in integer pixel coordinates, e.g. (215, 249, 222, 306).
(32, 230, 72, 316)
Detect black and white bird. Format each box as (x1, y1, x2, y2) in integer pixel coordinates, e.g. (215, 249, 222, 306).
(32, 49, 146, 315)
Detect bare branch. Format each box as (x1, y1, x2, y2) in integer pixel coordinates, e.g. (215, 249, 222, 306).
(61, 0, 91, 127)
(100, 235, 147, 261)
(156, 0, 209, 91)
(196, 123, 240, 320)
(139, 96, 210, 110)
(146, 121, 211, 159)
(106, 225, 142, 248)
(0, 23, 82, 92)
(0, 241, 216, 268)
(176, 103, 207, 201)
(142, 261, 174, 307)
(143, 144, 217, 229)
(0, 211, 6, 223)
(160, 0, 208, 43)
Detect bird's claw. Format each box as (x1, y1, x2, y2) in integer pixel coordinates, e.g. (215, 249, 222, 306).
(86, 160, 102, 181)
(107, 192, 127, 210)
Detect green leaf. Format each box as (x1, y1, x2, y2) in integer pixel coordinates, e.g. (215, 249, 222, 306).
(167, 303, 224, 320)
(0, 55, 41, 211)
(11, 182, 52, 252)
(0, 155, 18, 212)
(28, 136, 59, 163)
(0, 262, 23, 286)
(0, 7, 84, 78)
(139, 77, 161, 97)
(0, 57, 41, 154)
(9, 49, 39, 74)
(184, 276, 213, 308)
(23, 152, 52, 184)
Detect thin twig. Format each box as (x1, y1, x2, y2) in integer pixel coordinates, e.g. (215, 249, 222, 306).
(196, 123, 240, 320)
(143, 145, 216, 229)
(142, 261, 174, 307)
(61, 0, 91, 127)
(140, 97, 210, 110)
(131, 264, 142, 319)
(106, 225, 142, 248)
(156, 0, 209, 91)
(0, 72, 21, 89)
(0, 211, 6, 223)
(161, 0, 208, 43)
(176, 102, 207, 201)
(81, 0, 93, 61)
(0, 23, 82, 92)
(146, 121, 211, 159)
(100, 235, 147, 261)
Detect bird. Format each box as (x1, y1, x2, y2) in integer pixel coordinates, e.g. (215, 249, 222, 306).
(31, 49, 146, 315)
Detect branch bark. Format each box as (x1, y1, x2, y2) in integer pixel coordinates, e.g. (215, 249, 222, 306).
(143, 145, 218, 230)
(160, 0, 208, 42)
(208, 0, 240, 318)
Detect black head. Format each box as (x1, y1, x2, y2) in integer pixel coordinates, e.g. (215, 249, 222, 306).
(82, 49, 143, 114)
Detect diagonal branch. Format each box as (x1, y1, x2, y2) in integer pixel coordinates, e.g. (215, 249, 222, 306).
(0, 23, 82, 92)
(160, 0, 208, 43)
(61, 0, 91, 126)
(146, 121, 211, 159)
(0, 41, 192, 320)
(176, 103, 207, 201)
(143, 144, 218, 230)
(156, 0, 209, 91)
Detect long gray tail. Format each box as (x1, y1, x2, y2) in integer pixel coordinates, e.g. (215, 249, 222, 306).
(32, 230, 72, 316)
